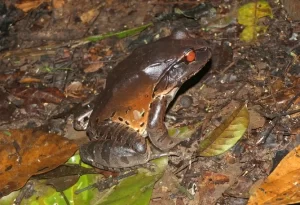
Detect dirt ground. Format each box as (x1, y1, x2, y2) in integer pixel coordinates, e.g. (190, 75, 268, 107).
(0, 0, 299, 204)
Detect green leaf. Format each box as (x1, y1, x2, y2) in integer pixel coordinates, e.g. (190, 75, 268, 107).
(85, 23, 153, 42)
(237, 1, 273, 42)
(198, 104, 249, 156)
(98, 157, 168, 205)
(0, 174, 97, 205)
(168, 122, 202, 140)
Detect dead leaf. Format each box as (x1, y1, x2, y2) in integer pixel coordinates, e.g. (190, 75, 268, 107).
(198, 171, 230, 205)
(0, 129, 78, 197)
(198, 104, 249, 156)
(249, 110, 265, 129)
(19, 77, 42, 84)
(80, 7, 100, 24)
(248, 145, 300, 205)
(10, 87, 65, 104)
(14, 0, 63, 12)
(84, 62, 104, 73)
(281, 0, 300, 21)
(259, 88, 298, 109)
(0, 72, 24, 83)
(53, 0, 65, 9)
(64, 81, 86, 98)
(15, 0, 50, 12)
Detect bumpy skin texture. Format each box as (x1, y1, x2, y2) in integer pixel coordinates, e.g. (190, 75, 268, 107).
(80, 31, 212, 170)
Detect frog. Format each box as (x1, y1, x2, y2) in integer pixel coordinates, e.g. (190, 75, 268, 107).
(79, 30, 212, 171)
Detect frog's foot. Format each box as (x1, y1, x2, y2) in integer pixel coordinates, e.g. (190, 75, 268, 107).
(75, 170, 138, 194)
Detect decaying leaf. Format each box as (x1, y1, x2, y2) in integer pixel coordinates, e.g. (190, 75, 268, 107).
(10, 87, 65, 104)
(14, 0, 64, 12)
(80, 6, 100, 24)
(65, 81, 86, 98)
(14, 0, 50, 12)
(0, 129, 78, 197)
(248, 145, 300, 205)
(84, 62, 104, 73)
(19, 77, 42, 84)
(99, 157, 168, 205)
(237, 1, 273, 42)
(198, 104, 249, 156)
(53, 0, 65, 9)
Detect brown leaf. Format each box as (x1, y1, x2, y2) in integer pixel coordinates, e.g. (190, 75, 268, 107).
(80, 7, 100, 24)
(64, 81, 86, 98)
(198, 171, 230, 205)
(19, 77, 42, 84)
(53, 0, 65, 9)
(0, 129, 78, 197)
(10, 87, 65, 104)
(0, 72, 24, 83)
(248, 145, 300, 205)
(281, 0, 300, 20)
(15, 0, 50, 12)
(84, 62, 104, 73)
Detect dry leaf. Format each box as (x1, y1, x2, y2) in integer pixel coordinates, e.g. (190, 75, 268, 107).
(19, 77, 42, 84)
(65, 81, 86, 98)
(14, 0, 63, 12)
(15, 0, 49, 12)
(84, 62, 104, 73)
(248, 145, 300, 205)
(0, 129, 78, 197)
(53, 0, 65, 9)
(80, 7, 100, 24)
(10, 87, 65, 104)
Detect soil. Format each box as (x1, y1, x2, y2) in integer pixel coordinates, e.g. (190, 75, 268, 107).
(0, 0, 299, 204)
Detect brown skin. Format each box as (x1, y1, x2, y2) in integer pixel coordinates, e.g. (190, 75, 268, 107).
(80, 31, 212, 171)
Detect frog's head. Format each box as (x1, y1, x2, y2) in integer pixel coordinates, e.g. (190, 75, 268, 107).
(136, 30, 212, 97)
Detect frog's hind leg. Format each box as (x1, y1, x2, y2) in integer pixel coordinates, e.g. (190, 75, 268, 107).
(80, 122, 151, 171)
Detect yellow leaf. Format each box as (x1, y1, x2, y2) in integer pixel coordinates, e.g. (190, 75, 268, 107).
(198, 104, 249, 156)
(237, 1, 273, 42)
(240, 25, 268, 42)
(248, 145, 300, 205)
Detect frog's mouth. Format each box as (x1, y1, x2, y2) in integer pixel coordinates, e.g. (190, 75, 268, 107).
(154, 47, 212, 93)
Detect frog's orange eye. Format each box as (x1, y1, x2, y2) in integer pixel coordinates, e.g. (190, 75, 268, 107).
(184, 49, 196, 63)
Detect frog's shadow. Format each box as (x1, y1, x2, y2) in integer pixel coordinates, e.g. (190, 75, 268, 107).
(167, 60, 212, 111)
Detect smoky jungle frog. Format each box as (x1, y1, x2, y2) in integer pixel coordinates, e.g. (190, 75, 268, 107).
(79, 30, 212, 171)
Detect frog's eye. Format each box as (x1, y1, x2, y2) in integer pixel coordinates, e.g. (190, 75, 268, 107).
(183, 49, 196, 63)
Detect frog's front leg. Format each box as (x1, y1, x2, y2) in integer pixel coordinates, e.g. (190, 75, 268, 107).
(147, 96, 182, 151)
